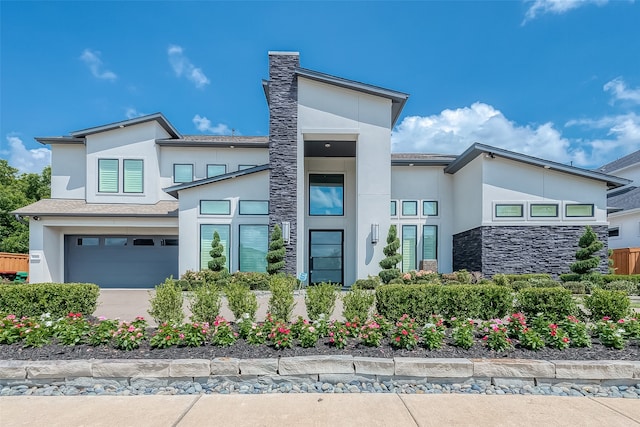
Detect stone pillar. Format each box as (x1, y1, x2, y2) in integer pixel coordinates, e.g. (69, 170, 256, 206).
(268, 52, 299, 275)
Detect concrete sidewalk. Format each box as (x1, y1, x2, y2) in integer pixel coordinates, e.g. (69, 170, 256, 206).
(2, 394, 639, 427)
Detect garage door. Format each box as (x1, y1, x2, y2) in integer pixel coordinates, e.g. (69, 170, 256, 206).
(64, 235, 179, 288)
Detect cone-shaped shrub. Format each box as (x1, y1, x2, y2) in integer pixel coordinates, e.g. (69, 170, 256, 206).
(208, 231, 227, 272)
(267, 224, 286, 275)
(379, 225, 402, 284)
(570, 226, 604, 275)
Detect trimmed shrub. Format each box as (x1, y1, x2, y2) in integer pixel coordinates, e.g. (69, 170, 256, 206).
(570, 225, 604, 275)
(305, 282, 339, 321)
(376, 284, 440, 324)
(352, 276, 381, 290)
(188, 281, 221, 325)
(514, 287, 577, 321)
(230, 271, 270, 291)
(268, 274, 296, 322)
(584, 288, 630, 321)
(179, 269, 230, 290)
(379, 225, 402, 284)
(148, 278, 184, 325)
(224, 282, 258, 321)
(559, 273, 582, 283)
(266, 224, 285, 275)
(561, 281, 587, 295)
(601, 274, 640, 284)
(601, 280, 638, 295)
(0, 283, 99, 318)
(342, 288, 375, 322)
(497, 273, 552, 285)
(208, 231, 227, 272)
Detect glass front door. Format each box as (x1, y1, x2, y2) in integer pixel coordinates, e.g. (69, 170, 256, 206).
(309, 230, 343, 285)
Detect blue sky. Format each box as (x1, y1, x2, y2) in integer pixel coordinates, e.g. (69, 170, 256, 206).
(1, 0, 639, 174)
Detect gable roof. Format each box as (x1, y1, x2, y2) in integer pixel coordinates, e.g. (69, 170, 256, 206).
(156, 135, 268, 148)
(599, 149, 640, 173)
(444, 143, 630, 189)
(69, 113, 181, 139)
(263, 68, 409, 127)
(164, 164, 269, 198)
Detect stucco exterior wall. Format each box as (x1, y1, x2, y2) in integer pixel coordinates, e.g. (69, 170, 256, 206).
(451, 156, 483, 234)
(608, 210, 640, 249)
(51, 144, 86, 199)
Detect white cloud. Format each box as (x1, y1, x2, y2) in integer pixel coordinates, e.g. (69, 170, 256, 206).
(604, 77, 640, 104)
(3, 135, 51, 174)
(192, 114, 231, 135)
(566, 113, 640, 164)
(125, 107, 145, 119)
(79, 49, 117, 81)
(522, 0, 608, 24)
(392, 102, 582, 164)
(168, 45, 210, 89)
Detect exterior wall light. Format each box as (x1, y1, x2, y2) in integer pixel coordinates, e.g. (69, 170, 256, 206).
(282, 221, 291, 244)
(371, 223, 379, 244)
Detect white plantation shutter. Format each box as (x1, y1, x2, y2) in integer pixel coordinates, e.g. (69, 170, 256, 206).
(200, 225, 230, 270)
(174, 164, 193, 183)
(402, 225, 417, 272)
(98, 159, 118, 192)
(239, 225, 268, 272)
(123, 159, 143, 193)
(423, 225, 437, 260)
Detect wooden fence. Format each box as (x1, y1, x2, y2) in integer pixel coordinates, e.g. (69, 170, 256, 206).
(610, 248, 640, 275)
(0, 252, 29, 273)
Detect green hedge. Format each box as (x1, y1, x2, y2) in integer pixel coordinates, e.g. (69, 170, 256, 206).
(375, 284, 512, 324)
(514, 287, 577, 321)
(584, 288, 630, 321)
(0, 283, 100, 318)
(601, 274, 640, 284)
(493, 273, 552, 286)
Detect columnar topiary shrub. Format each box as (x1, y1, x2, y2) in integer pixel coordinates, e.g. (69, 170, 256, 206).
(208, 231, 227, 272)
(305, 282, 339, 320)
(379, 225, 402, 284)
(188, 281, 221, 325)
(266, 224, 285, 275)
(268, 274, 296, 322)
(148, 277, 184, 324)
(225, 282, 258, 321)
(570, 225, 604, 276)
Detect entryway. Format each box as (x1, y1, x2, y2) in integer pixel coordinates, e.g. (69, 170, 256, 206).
(309, 230, 343, 285)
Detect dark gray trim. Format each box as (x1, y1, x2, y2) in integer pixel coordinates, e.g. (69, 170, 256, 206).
(70, 113, 181, 139)
(391, 159, 453, 167)
(164, 164, 269, 198)
(262, 79, 270, 105)
(21, 212, 178, 218)
(35, 137, 85, 145)
(156, 139, 269, 148)
(444, 143, 630, 189)
(295, 68, 409, 127)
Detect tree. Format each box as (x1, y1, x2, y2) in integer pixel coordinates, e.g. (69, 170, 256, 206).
(208, 231, 227, 272)
(0, 161, 50, 253)
(379, 225, 402, 283)
(266, 224, 285, 275)
(570, 225, 604, 275)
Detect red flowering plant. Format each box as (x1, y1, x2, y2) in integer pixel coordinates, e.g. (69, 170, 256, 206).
(344, 319, 361, 337)
(545, 323, 571, 350)
(54, 312, 91, 346)
(179, 322, 209, 347)
(450, 318, 475, 350)
(267, 321, 292, 349)
(289, 315, 307, 339)
(359, 319, 384, 347)
(559, 315, 591, 348)
(150, 322, 181, 348)
(480, 319, 512, 352)
(0, 314, 23, 345)
(372, 313, 392, 337)
(391, 314, 419, 350)
(518, 327, 545, 350)
(328, 321, 349, 349)
(421, 314, 446, 350)
(595, 317, 627, 349)
(211, 316, 238, 347)
(88, 317, 119, 346)
(246, 321, 267, 345)
(112, 317, 148, 351)
(298, 321, 319, 348)
(505, 312, 528, 339)
(620, 317, 640, 340)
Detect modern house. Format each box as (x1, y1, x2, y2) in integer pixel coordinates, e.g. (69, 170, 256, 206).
(600, 150, 640, 249)
(15, 51, 629, 288)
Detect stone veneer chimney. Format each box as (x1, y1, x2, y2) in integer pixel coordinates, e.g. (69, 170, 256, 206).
(268, 52, 300, 275)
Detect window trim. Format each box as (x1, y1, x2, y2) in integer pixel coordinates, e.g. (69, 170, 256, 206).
(309, 173, 345, 217)
(401, 200, 418, 217)
(422, 200, 438, 217)
(173, 163, 194, 184)
(565, 203, 595, 218)
(206, 164, 227, 178)
(200, 200, 232, 215)
(238, 224, 269, 272)
(529, 203, 559, 218)
(239, 200, 269, 216)
(390, 200, 398, 217)
(608, 227, 620, 238)
(495, 203, 524, 218)
(422, 225, 438, 261)
(98, 158, 119, 193)
(123, 159, 144, 194)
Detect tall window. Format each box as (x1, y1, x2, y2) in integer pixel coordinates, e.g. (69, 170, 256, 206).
(174, 164, 193, 183)
(390, 201, 397, 216)
(309, 174, 344, 216)
(239, 225, 268, 272)
(123, 159, 143, 193)
(207, 164, 226, 178)
(200, 225, 230, 270)
(423, 225, 437, 260)
(98, 159, 118, 193)
(402, 225, 417, 272)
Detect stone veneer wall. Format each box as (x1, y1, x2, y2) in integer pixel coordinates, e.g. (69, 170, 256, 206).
(453, 225, 609, 278)
(268, 53, 299, 275)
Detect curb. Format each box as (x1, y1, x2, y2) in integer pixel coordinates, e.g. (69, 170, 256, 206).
(2, 357, 640, 387)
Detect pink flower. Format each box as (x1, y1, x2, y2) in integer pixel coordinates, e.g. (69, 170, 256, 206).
(562, 337, 569, 343)
(179, 334, 185, 339)
(395, 336, 401, 342)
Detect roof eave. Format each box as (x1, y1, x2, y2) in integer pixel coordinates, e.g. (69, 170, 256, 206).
(156, 139, 269, 148)
(70, 113, 182, 139)
(391, 160, 453, 167)
(35, 137, 85, 145)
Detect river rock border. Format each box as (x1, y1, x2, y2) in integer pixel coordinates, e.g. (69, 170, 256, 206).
(1, 357, 639, 388)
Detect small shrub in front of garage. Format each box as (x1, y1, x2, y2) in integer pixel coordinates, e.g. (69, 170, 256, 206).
(188, 281, 222, 325)
(305, 282, 339, 321)
(268, 274, 297, 322)
(0, 283, 99, 318)
(224, 282, 258, 321)
(148, 278, 184, 324)
(514, 287, 578, 322)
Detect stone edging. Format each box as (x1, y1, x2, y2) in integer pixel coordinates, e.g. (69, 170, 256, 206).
(1, 357, 639, 388)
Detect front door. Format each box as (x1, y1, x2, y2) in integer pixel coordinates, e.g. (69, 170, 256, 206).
(309, 230, 343, 285)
